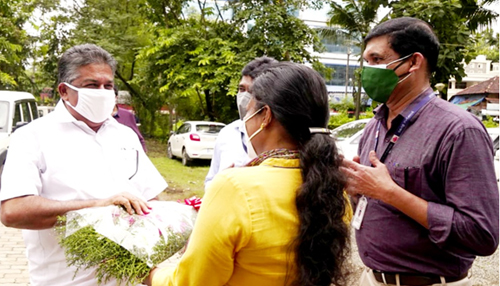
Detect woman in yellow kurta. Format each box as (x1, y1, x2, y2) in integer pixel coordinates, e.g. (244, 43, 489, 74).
(147, 62, 352, 286)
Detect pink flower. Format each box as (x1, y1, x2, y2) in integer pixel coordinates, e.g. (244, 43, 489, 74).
(128, 216, 135, 226)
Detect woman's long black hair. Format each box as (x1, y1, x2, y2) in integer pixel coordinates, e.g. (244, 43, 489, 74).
(251, 62, 350, 286)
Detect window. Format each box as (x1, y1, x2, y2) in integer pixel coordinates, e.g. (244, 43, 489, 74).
(0, 102, 8, 132)
(332, 121, 367, 141)
(317, 30, 361, 54)
(177, 124, 191, 134)
(13, 100, 37, 127)
(20, 102, 32, 123)
(29, 101, 38, 120)
(319, 64, 359, 86)
(13, 103, 22, 127)
(196, 124, 224, 133)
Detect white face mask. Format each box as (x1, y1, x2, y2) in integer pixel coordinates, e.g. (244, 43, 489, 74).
(64, 82, 116, 123)
(243, 106, 265, 159)
(237, 91, 251, 120)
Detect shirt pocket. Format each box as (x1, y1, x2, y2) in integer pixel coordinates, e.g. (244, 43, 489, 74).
(394, 166, 422, 196)
(377, 166, 422, 212)
(109, 148, 139, 180)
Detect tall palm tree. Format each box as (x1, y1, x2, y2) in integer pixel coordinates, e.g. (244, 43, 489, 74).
(325, 0, 388, 119)
(458, 0, 499, 31)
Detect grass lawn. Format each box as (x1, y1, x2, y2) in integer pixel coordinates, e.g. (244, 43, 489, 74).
(146, 138, 209, 201)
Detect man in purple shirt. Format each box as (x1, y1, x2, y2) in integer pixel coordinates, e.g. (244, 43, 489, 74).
(341, 17, 498, 286)
(112, 86, 147, 152)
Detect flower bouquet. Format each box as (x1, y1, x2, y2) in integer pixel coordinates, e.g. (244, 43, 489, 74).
(56, 200, 198, 286)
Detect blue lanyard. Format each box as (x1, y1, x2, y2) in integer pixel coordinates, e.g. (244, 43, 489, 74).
(374, 88, 435, 163)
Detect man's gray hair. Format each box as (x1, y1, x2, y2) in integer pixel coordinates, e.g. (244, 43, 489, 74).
(58, 44, 117, 84)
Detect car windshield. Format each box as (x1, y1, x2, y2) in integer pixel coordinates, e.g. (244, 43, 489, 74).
(196, 124, 224, 133)
(0, 101, 8, 132)
(332, 121, 367, 141)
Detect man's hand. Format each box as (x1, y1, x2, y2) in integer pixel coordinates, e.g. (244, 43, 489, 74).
(340, 150, 397, 202)
(100, 192, 152, 215)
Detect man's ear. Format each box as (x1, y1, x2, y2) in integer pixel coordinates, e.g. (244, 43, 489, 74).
(409, 52, 426, 73)
(58, 83, 69, 101)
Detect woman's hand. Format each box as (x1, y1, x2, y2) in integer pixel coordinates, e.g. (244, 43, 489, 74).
(143, 267, 159, 286)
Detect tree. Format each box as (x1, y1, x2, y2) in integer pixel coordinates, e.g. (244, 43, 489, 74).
(32, 0, 170, 135)
(228, 1, 324, 63)
(24, 0, 335, 138)
(470, 28, 499, 61)
(135, 9, 248, 130)
(390, 0, 499, 97)
(135, 0, 331, 134)
(0, 0, 36, 90)
(325, 0, 388, 119)
(33, 11, 73, 101)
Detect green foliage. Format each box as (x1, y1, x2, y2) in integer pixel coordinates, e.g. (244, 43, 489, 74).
(326, 0, 387, 119)
(0, 0, 36, 90)
(134, 16, 244, 127)
(390, 0, 498, 87)
(328, 109, 374, 129)
(312, 60, 334, 81)
(56, 212, 189, 286)
(470, 29, 499, 61)
(331, 97, 355, 112)
(327, 0, 388, 39)
(56, 223, 150, 286)
(229, 1, 323, 62)
(483, 116, 499, 128)
(19, 0, 354, 137)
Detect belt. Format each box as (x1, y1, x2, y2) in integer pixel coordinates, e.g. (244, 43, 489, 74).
(373, 270, 468, 286)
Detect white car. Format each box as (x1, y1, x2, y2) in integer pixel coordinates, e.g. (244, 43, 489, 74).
(0, 91, 38, 185)
(167, 121, 226, 166)
(38, 105, 55, 117)
(487, 127, 499, 182)
(331, 119, 371, 160)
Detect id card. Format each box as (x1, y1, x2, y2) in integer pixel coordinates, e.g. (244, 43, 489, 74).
(351, 196, 368, 230)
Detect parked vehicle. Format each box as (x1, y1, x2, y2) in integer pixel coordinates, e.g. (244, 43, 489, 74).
(38, 105, 55, 117)
(487, 127, 499, 182)
(331, 118, 371, 160)
(167, 121, 226, 166)
(0, 91, 38, 184)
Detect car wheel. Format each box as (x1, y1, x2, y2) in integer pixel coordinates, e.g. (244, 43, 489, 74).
(167, 144, 174, 159)
(182, 148, 192, 166)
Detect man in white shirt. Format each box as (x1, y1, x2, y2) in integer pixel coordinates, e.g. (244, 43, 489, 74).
(204, 57, 277, 189)
(0, 44, 168, 286)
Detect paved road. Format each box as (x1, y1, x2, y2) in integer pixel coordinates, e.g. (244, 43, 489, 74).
(0, 223, 29, 286)
(0, 222, 180, 286)
(0, 223, 497, 285)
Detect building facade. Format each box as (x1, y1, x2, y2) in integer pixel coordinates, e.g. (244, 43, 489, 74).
(448, 55, 499, 99)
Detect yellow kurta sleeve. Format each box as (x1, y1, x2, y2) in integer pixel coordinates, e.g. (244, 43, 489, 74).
(152, 171, 252, 286)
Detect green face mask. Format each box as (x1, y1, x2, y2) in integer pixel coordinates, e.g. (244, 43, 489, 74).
(361, 53, 414, 103)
